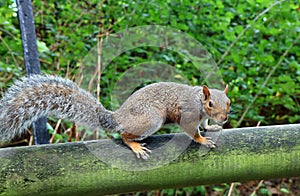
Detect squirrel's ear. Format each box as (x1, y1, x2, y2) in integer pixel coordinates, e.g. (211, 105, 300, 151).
(224, 84, 228, 94)
(202, 85, 211, 100)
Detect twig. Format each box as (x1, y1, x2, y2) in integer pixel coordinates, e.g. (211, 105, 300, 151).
(88, 68, 98, 93)
(68, 123, 77, 142)
(2, 73, 14, 83)
(75, 131, 81, 141)
(216, 0, 286, 66)
(76, 61, 84, 87)
(237, 33, 300, 127)
(49, 119, 61, 144)
(250, 180, 264, 196)
(88, 31, 108, 99)
(228, 183, 235, 196)
(97, 32, 103, 101)
(28, 129, 34, 146)
(81, 131, 87, 141)
(38, 58, 52, 65)
(0, 139, 28, 147)
(256, 121, 261, 127)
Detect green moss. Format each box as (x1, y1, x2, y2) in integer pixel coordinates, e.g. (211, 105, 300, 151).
(1, 125, 300, 195)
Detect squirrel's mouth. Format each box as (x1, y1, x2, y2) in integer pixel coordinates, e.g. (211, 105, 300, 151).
(214, 119, 227, 125)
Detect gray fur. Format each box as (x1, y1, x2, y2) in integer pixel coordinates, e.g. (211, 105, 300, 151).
(0, 75, 118, 142)
(0, 75, 230, 153)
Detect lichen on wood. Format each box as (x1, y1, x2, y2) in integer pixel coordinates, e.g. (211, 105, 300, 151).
(0, 124, 300, 196)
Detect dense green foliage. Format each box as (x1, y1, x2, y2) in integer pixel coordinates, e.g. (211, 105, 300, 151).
(0, 0, 299, 194)
(1, 0, 299, 128)
(1, 0, 299, 129)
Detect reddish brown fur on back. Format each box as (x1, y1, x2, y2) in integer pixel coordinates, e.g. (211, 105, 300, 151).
(166, 104, 181, 124)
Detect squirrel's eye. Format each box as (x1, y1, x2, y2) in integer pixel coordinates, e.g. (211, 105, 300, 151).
(209, 100, 214, 108)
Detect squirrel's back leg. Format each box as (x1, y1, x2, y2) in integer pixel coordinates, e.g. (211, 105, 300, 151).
(119, 109, 164, 159)
(121, 132, 152, 159)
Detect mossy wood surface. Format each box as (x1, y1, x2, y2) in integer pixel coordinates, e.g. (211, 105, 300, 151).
(0, 124, 299, 196)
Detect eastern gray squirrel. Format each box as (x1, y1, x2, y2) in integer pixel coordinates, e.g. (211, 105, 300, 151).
(0, 75, 231, 159)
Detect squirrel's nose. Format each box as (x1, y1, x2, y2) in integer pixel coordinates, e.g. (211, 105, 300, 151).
(222, 115, 228, 122)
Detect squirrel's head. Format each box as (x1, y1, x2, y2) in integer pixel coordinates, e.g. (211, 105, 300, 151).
(202, 85, 231, 125)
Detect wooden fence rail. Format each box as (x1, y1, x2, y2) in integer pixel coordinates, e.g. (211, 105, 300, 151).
(0, 124, 300, 196)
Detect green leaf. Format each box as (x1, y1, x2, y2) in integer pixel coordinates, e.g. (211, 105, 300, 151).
(37, 40, 49, 53)
(46, 123, 54, 133)
(259, 188, 271, 195)
(280, 187, 290, 194)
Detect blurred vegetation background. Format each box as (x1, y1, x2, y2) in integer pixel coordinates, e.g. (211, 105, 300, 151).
(0, 0, 299, 195)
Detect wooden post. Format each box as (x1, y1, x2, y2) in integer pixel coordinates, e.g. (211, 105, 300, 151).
(0, 124, 300, 195)
(16, 0, 49, 144)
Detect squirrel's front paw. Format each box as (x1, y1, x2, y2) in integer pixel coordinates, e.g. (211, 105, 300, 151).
(200, 137, 216, 148)
(205, 125, 223, 132)
(129, 142, 152, 159)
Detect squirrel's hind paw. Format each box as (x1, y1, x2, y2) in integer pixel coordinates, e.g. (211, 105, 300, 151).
(136, 146, 152, 160)
(127, 141, 152, 159)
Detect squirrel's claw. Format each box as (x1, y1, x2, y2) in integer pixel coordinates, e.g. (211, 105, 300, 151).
(127, 141, 152, 159)
(134, 146, 152, 159)
(201, 137, 216, 148)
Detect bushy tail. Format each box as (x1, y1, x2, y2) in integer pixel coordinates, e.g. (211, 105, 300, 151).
(0, 75, 118, 142)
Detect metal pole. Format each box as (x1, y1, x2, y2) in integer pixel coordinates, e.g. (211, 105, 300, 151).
(16, 0, 49, 144)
